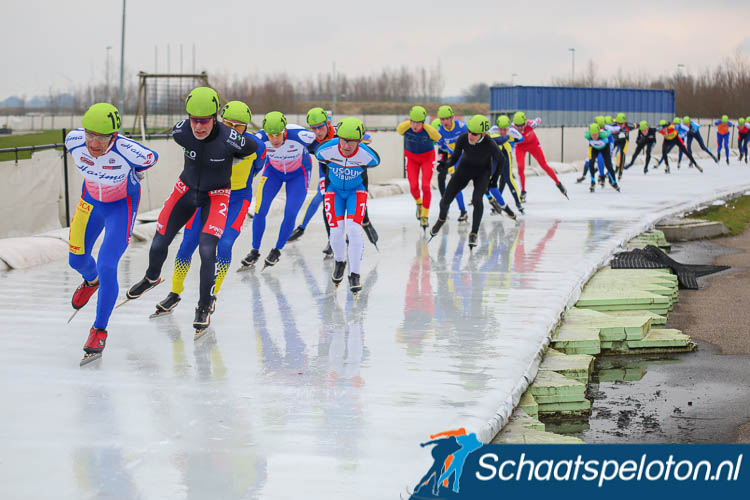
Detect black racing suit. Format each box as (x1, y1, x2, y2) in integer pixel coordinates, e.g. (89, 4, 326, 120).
(439, 133, 502, 234)
(612, 122, 637, 174)
(626, 128, 657, 171)
(147, 120, 257, 307)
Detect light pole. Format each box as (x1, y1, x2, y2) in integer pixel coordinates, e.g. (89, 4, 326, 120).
(106, 46, 112, 102)
(118, 0, 126, 121)
(511, 73, 518, 86)
(568, 48, 575, 83)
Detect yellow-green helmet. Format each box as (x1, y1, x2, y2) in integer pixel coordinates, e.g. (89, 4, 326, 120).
(409, 106, 427, 122)
(185, 87, 220, 116)
(467, 115, 490, 134)
(604, 115, 614, 125)
(496, 115, 511, 128)
(220, 101, 251, 124)
(336, 117, 365, 141)
(673, 117, 681, 124)
(431, 118, 441, 129)
(721, 114, 729, 123)
(595, 116, 605, 127)
(639, 120, 649, 131)
(306, 107, 329, 127)
(436, 105, 454, 119)
(263, 111, 287, 135)
(683, 116, 691, 124)
(615, 112, 626, 123)
(740, 117, 746, 127)
(589, 123, 600, 135)
(513, 111, 527, 125)
(82, 103, 121, 134)
(659, 119, 668, 127)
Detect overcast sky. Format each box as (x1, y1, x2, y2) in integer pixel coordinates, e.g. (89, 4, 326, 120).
(4, 0, 750, 100)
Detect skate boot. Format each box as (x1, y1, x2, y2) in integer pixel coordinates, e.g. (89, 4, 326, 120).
(488, 196, 503, 215)
(322, 242, 334, 259)
(287, 226, 305, 242)
(598, 175, 605, 187)
(362, 220, 379, 248)
(613, 183, 621, 192)
(420, 207, 429, 229)
(590, 181, 595, 193)
(520, 190, 527, 203)
(556, 182, 569, 199)
(665, 166, 670, 174)
(238, 249, 261, 271)
(348, 273, 362, 296)
(575, 175, 585, 184)
(726, 157, 730, 165)
(415, 199, 422, 220)
(643, 167, 648, 174)
(516, 204, 525, 215)
(503, 205, 517, 221)
(457, 210, 468, 223)
(694, 163, 703, 173)
(332, 260, 347, 287)
(80, 327, 107, 366)
(72, 278, 99, 310)
(193, 304, 211, 336)
(126, 276, 163, 300)
(468, 232, 478, 250)
(209, 295, 217, 314)
(263, 248, 281, 270)
(151, 292, 181, 318)
(429, 217, 446, 241)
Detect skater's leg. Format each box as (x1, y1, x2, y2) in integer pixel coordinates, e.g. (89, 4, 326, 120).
(196, 188, 231, 307)
(470, 171, 490, 234)
(93, 191, 139, 329)
(528, 144, 560, 184)
(345, 190, 367, 275)
(405, 152, 422, 203)
(419, 155, 434, 211)
(439, 170, 471, 220)
(68, 193, 106, 283)
(501, 154, 521, 206)
(171, 209, 200, 295)
(514, 147, 527, 192)
(147, 182, 198, 281)
(276, 171, 308, 249)
(326, 189, 347, 262)
(214, 197, 251, 294)
(299, 190, 324, 229)
(251, 171, 283, 250)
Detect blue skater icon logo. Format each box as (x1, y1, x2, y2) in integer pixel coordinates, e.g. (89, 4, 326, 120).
(413, 427, 484, 497)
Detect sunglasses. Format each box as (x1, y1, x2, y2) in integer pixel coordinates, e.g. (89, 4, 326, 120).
(222, 119, 247, 132)
(85, 131, 114, 143)
(267, 132, 284, 139)
(311, 122, 327, 130)
(190, 116, 213, 125)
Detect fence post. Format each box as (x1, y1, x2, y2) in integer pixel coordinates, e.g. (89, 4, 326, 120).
(707, 124, 712, 149)
(62, 128, 70, 227)
(402, 135, 406, 179)
(560, 125, 565, 162)
(731, 125, 735, 149)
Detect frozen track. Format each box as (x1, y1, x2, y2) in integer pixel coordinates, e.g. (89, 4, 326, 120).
(2, 160, 750, 499)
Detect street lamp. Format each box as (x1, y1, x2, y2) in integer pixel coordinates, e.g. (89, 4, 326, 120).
(106, 46, 112, 102)
(569, 48, 576, 83)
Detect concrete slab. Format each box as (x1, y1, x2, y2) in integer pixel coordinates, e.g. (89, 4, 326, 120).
(518, 390, 539, 419)
(492, 425, 585, 444)
(577, 289, 670, 306)
(529, 370, 587, 398)
(551, 326, 601, 354)
(656, 217, 729, 241)
(538, 349, 594, 384)
(538, 400, 592, 415)
(627, 328, 692, 349)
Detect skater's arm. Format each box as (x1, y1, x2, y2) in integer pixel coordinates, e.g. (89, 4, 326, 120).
(396, 120, 411, 135)
(423, 123, 442, 142)
(446, 135, 466, 167)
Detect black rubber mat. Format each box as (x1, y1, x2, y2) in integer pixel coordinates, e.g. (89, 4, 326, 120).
(610, 245, 730, 289)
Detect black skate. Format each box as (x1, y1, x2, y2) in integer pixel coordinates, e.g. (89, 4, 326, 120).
(598, 175, 605, 187)
(332, 260, 347, 287)
(193, 303, 211, 337)
(590, 181, 595, 193)
(150, 292, 181, 319)
(575, 175, 585, 184)
(726, 157, 730, 165)
(516, 205, 525, 215)
(362, 220, 379, 250)
(237, 249, 261, 271)
(488, 196, 503, 215)
(556, 182, 569, 199)
(665, 166, 671, 174)
(520, 190, 527, 203)
(348, 272, 362, 296)
(503, 205, 517, 221)
(287, 226, 305, 242)
(262, 248, 281, 271)
(428, 217, 446, 242)
(613, 183, 621, 192)
(118, 276, 163, 309)
(322, 242, 334, 259)
(468, 232, 478, 250)
(457, 210, 468, 223)
(694, 163, 703, 173)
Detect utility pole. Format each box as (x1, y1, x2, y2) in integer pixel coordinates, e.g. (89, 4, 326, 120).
(118, 0, 126, 119)
(569, 48, 575, 83)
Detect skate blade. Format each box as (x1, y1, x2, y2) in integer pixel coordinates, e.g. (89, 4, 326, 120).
(323, 254, 334, 260)
(80, 352, 102, 366)
(149, 308, 174, 319)
(194, 327, 210, 341)
(236, 263, 256, 272)
(114, 297, 131, 310)
(67, 309, 80, 324)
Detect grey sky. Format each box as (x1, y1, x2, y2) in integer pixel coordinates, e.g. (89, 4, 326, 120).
(4, 0, 750, 100)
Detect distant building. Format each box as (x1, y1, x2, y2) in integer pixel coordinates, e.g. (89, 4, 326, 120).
(490, 86, 675, 127)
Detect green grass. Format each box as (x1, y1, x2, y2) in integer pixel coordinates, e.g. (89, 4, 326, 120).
(689, 195, 750, 236)
(0, 130, 65, 162)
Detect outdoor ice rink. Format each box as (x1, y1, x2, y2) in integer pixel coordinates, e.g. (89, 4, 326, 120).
(2, 160, 750, 499)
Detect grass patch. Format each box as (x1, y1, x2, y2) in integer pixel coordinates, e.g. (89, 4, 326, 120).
(689, 195, 750, 236)
(0, 130, 65, 162)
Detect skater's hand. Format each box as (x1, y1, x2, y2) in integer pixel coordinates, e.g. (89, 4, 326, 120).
(135, 171, 145, 181)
